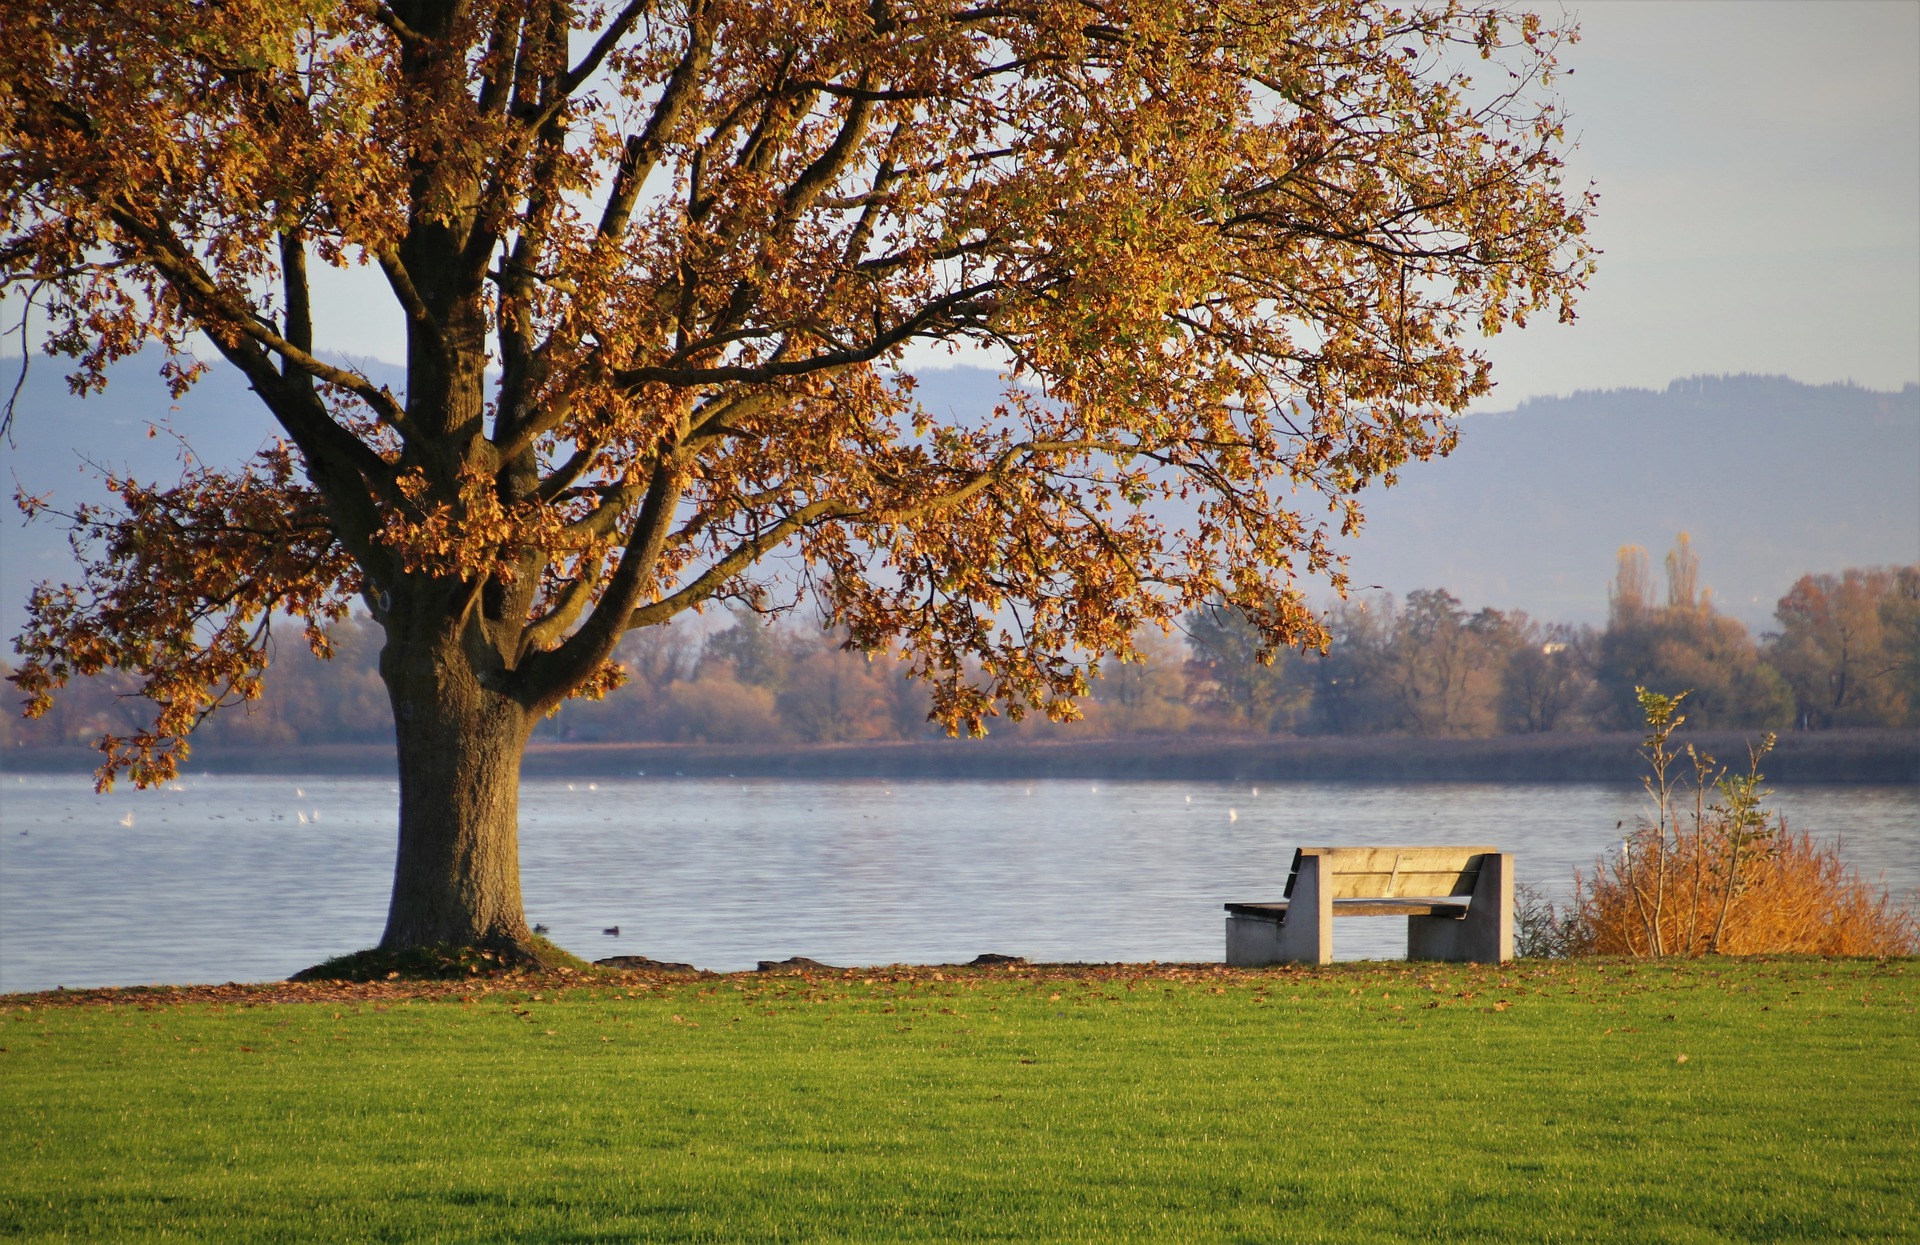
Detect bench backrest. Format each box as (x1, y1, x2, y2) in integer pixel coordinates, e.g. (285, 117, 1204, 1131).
(1283, 846, 1497, 900)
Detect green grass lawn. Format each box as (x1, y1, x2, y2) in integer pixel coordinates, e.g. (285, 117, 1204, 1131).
(3, 958, 1915, 1242)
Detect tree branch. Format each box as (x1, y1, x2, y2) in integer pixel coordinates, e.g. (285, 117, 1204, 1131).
(376, 248, 445, 358)
(521, 442, 690, 703)
(624, 494, 858, 630)
(595, 8, 714, 241)
(615, 281, 999, 391)
(111, 205, 415, 435)
(558, 0, 654, 99)
(517, 557, 604, 659)
(372, 4, 427, 48)
(278, 229, 314, 368)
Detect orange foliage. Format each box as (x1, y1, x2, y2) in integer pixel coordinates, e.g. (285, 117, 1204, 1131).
(3, 0, 1594, 945)
(1571, 687, 1918, 959)
(1575, 824, 1918, 958)
(3, 0, 1594, 784)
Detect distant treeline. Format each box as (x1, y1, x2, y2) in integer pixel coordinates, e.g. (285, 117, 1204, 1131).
(5, 538, 1916, 751)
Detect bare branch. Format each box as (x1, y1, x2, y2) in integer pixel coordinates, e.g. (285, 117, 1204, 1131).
(518, 557, 604, 658)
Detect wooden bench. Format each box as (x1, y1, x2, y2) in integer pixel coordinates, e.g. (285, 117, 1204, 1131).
(1224, 846, 1512, 965)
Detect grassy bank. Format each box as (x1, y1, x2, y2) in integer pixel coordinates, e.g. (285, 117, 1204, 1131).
(6, 727, 1917, 783)
(4, 958, 1916, 1241)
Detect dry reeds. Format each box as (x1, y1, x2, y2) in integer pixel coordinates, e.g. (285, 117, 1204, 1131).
(1567, 688, 1918, 957)
(1573, 823, 1918, 957)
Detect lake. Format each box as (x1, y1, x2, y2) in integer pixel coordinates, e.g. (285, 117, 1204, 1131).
(2, 775, 1915, 995)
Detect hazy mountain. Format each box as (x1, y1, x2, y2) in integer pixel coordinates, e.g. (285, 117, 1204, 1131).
(1, 358, 1913, 646)
(0, 353, 404, 647)
(1334, 375, 1919, 628)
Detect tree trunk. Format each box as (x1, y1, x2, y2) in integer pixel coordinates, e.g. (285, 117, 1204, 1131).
(378, 629, 536, 953)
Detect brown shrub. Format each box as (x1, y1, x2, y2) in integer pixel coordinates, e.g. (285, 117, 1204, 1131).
(1574, 823, 1918, 957)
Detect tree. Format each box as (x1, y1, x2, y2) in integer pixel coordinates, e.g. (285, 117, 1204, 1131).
(1300, 590, 1505, 737)
(700, 609, 792, 691)
(775, 639, 896, 742)
(1494, 617, 1593, 734)
(3, 0, 1589, 958)
(1303, 594, 1400, 735)
(1881, 568, 1920, 725)
(1385, 588, 1490, 735)
(533, 620, 696, 740)
(664, 665, 784, 742)
(0, 662, 152, 749)
(1597, 540, 1793, 730)
(198, 613, 394, 746)
(1768, 567, 1915, 729)
(1089, 626, 1191, 735)
(1184, 599, 1308, 733)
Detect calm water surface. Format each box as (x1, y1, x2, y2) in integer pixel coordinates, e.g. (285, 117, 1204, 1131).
(2, 774, 1915, 994)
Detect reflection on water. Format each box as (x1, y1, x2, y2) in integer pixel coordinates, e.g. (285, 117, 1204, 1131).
(2, 774, 1915, 994)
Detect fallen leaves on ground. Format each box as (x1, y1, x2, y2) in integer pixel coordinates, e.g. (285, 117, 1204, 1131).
(5, 955, 1907, 1013)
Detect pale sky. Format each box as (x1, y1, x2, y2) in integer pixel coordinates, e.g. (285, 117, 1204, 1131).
(1467, 0, 1920, 405)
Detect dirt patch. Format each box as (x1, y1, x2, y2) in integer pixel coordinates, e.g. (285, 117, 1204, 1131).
(0, 957, 1533, 1008)
(595, 955, 705, 974)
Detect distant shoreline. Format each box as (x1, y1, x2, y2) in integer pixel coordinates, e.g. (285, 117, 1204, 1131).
(6, 729, 1915, 784)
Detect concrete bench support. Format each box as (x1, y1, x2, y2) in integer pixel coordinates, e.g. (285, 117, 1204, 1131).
(1226, 846, 1512, 966)
(1226, 850, 1332, 966)
(1407, 851, 1511, 963)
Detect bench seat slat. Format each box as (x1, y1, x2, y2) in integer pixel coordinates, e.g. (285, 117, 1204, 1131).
(1225, 898, 1471, 919)
(1334, 898, 1470, 917)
